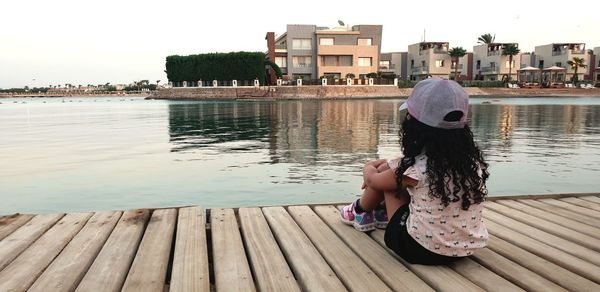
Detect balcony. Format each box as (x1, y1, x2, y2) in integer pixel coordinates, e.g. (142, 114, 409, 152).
(487, 50, 502, 56)
(480, 66, 499, 74)
(450, 64, 464, 70)
(411, 66, 429, 75)
(418, 49, 448, 56)
(379, 64, 396, 71)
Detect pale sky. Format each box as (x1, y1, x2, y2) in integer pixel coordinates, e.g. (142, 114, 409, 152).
(1, 0, 599, 88)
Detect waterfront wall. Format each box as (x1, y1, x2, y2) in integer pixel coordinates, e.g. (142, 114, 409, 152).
(148, 85, 411, 100)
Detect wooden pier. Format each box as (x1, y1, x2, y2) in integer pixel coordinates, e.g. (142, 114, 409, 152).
(0, 193, 599, 291)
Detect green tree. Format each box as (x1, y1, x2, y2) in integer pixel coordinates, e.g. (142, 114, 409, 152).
(567, 57, 587, 83)
(477, 33, 495, 44)
(502, 44, 520, 82)
(448, 47, 467, 80)
(345, 73, 355, 79)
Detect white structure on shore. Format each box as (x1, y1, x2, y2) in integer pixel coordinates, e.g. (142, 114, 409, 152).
(472, 43, 521, 81)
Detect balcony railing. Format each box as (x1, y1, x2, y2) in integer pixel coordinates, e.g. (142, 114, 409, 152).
(275, 44, 287, 50)
(571, 50, 585, 55)
(411, 66, 429, 74)
(419, 49, 448, 55)
(379, 64, 396, 70)
(451, 64, 464, 70)
(480, 66, 499, 73)
(487, 50, 502, 56)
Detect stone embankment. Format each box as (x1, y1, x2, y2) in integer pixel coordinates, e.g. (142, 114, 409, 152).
(148, 86, 600, 100)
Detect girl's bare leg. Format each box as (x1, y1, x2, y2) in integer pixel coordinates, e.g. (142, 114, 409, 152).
(358, 186, 384, 212)
(384, 189, 410, 218)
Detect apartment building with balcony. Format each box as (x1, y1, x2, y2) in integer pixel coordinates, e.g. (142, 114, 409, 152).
(379, 52, 407, 79)
(473, 43, 521, 81)
(265, 24, 382, 81)
(450, 53, 473, 81)
(534, 43, 589, 81)
(592, 47, 600, 83)
(407, 42, 451, 80)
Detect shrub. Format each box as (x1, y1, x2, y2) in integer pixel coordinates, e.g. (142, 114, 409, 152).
(462, 80, 505, 88)
(397, 80, 418, 88)
(165, 52, 267, 85)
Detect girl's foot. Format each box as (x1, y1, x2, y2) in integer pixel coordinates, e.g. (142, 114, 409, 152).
(374, 208, 389, 229)
(340, 200, 375, 232)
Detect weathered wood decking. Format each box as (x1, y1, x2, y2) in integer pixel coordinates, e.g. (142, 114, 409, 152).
(0, 194, 599, 291)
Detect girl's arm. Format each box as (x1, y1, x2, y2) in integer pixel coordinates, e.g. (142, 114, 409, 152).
(363, 164, 418, 191)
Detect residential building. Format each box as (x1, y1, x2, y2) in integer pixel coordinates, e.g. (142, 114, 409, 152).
(534, 43, 588, 81)
(407, 42, 451, 80)
(472, 43, 521, 81)
(266, 24, 382, 80)
(450, 53, 473, 81)
(520, 52, 536, 68)
(379, 52, 407, 79)
(592, 47, 599, 83)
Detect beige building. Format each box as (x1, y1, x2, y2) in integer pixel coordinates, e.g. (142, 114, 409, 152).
(473, 43, 521, 81)
(379, 52, 406, 79)
(594, 47, 600, 83)
(534, 43, 588, 81)
(408, 42, 451, 80)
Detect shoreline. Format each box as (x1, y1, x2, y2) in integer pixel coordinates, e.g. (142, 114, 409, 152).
(2, 87, 600, 100)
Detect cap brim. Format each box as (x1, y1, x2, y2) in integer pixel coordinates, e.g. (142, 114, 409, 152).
(398, 102, 408, 112)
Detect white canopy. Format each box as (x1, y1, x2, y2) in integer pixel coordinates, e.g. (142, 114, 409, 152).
(517, 66, 541, 71)
(543, 66, 567, 71)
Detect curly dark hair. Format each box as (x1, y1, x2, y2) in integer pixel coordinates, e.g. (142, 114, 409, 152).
(395, 115, 489, 210)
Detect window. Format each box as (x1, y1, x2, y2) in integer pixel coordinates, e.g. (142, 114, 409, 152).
(379, 60, 390, 69)
(421, 60, 426, 67)
(358, 57, 372, 67)
(293, 56, 312, 68)
(358, 38, 372, 46)
(292, 39, 312, 50)
(275, 57, 287, 68)
(410, 60, 415, 68)
(539, 60, 544, 69)
(435, 60, 445, 67)
(555, 62, 562, 67)
(476, 60, 481, 70)
(319, 38, 334, 45)
(490, 62, 496, 68)
(322, 55, 352, 66)
(505, 60, 515, 68)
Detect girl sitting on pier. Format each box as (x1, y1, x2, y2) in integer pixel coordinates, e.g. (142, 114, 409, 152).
(341, 78, 490, 265)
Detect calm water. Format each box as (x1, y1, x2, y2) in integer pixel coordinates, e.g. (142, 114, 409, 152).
(1, 96, 600, 214)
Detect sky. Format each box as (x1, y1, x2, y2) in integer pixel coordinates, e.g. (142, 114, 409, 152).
(1, 0, 599, 88)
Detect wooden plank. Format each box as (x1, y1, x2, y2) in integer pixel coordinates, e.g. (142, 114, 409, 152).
(122, 209, 177, 292)
(497, 200, 600, 239)
(0, 214, 34, 240)
(170, 206, 210, 292)
(539, 198, 600, 219)
(560, 197, 600, 212)
(262, 206, 347, 292)
(470, 247, 567, 292)
(0, 212, 92, 291)
(238, 207, 300, 292)
(75, 209, 150, 292)
(370, 230, 484, 292)
(485, 201, 600, 251)
(518, 199, 600, 227)
(448, 257, 524, 292)
(484, 209, 600, 265)
(287, 206, 391, 292)
(486, 235, 600, 292)
(0, 213, 64, 271)
(29, 211, 122, 292)
(314, 205, 434, 291)
(487, 192, 599, 201)
(579, 196, 600, 204)
(210, 208, 256, 292)
(485, 218, 600, 283)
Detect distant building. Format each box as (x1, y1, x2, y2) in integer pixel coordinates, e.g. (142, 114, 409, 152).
(407, 42, 451, 80)
(473, 43, 521, 81)
(451, 53, 473, 81)
(520, 52, 536, 68)
(379, 52, 406, 79)
(591, 47, 599, 83)
(266, 24, 382, 80)
(534, 43, 588, 81)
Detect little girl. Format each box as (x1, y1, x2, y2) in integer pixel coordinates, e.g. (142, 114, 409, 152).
(341, 78, 489, 265)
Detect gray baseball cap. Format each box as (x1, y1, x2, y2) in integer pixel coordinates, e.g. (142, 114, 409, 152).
(405, 78, 469, 129)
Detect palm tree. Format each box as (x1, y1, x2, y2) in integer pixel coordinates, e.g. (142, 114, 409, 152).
(477, 33, 495, 44)
(567, 57, 587, 83)
(502, 44, 520, 82)
(448, 47, 467, 80)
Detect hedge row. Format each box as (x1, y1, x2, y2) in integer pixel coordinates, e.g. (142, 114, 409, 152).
(165, 52, 267, 84)
(462, 80, 506, 87)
